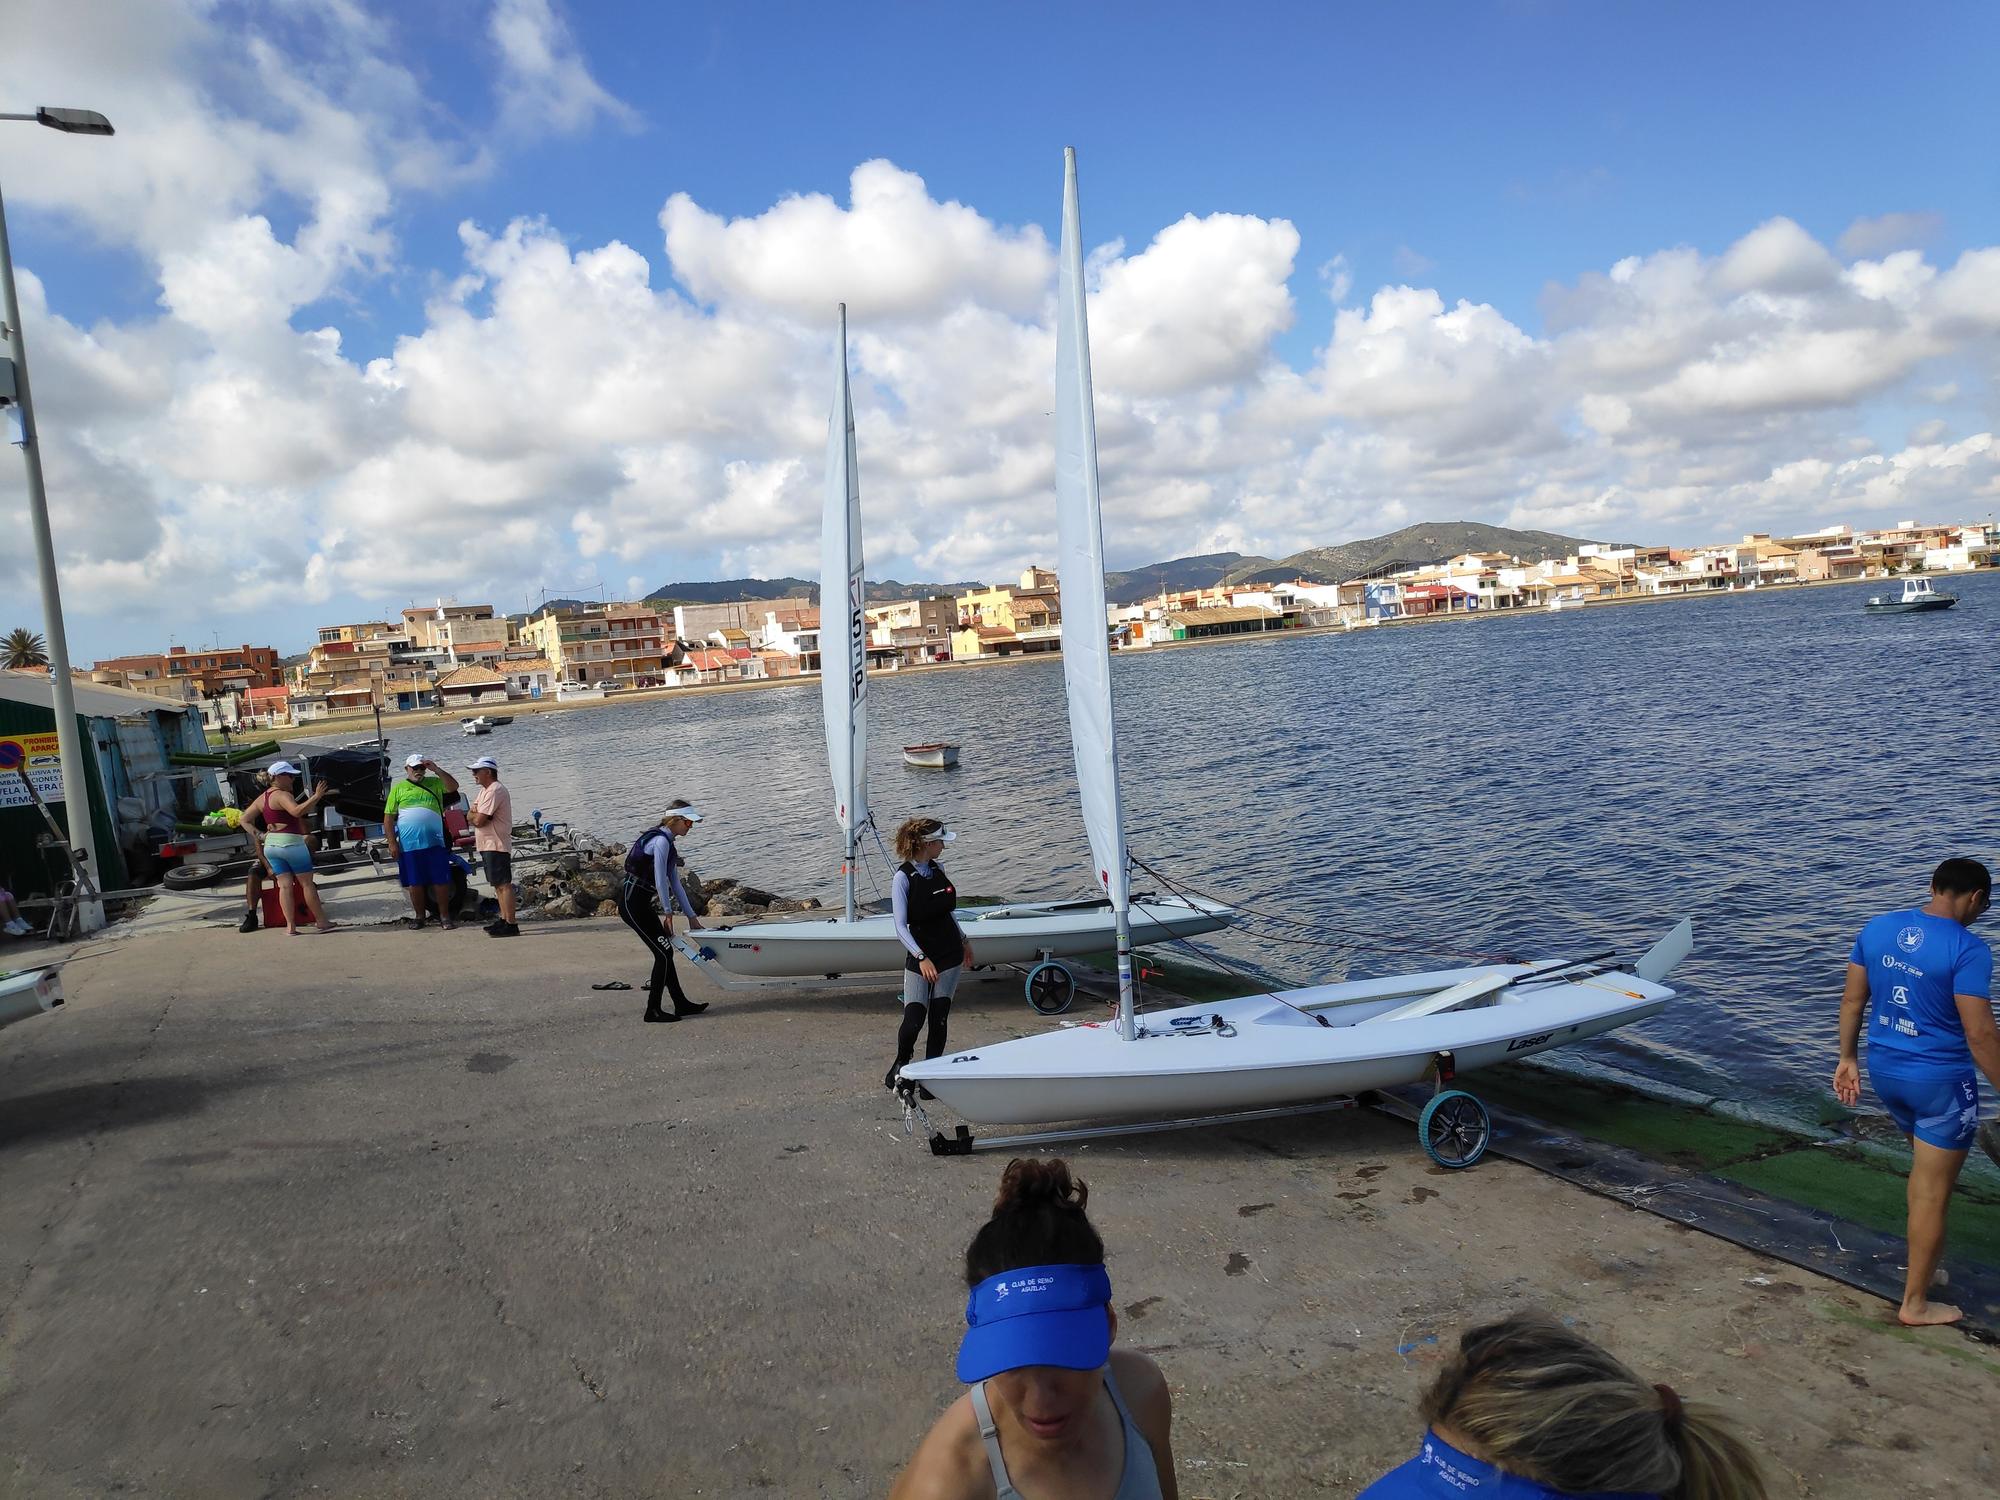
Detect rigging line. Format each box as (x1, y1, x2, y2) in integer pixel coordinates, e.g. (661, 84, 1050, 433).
(1129, 853, 1520, 963)
(1146, 929, 1332, 1028)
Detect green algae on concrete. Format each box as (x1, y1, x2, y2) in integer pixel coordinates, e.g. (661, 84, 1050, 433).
(1473, 1067, 1793, 1171)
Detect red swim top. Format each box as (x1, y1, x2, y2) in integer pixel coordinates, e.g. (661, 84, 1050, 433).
(259, 789, 305, 835)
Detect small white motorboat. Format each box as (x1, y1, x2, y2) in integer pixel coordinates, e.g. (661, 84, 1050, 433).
(903, 742, 960, 769)
(460, 717, 492, 735)
(1864, 577, 1956, 614)
(1545, 594, 1584, 612)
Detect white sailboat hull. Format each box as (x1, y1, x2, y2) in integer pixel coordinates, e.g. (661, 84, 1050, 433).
(899, 959, 1674, 1124)
(688, 896, 1231, 978)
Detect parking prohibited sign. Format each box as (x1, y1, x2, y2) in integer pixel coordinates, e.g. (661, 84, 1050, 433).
(0, 733, 64, 807)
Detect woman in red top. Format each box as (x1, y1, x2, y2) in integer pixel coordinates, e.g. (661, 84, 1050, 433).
(251, 761, 335, 935)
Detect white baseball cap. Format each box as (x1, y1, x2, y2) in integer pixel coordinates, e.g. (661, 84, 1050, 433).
(466, 756, 499, 771)
(404, 753, 427, 768)
(266, 760, 300, 777)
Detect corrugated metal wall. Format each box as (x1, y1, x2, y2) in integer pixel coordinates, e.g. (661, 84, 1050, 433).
(0, 698, 127, 900)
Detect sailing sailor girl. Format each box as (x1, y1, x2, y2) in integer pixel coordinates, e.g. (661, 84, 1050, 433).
(889, 1158, 1176, 1499)
(885, 816, 975, 1093)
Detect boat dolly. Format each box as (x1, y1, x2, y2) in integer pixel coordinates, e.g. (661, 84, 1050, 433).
(676, 937, 1089, 1014)
(908, 1048, 1492, 1170)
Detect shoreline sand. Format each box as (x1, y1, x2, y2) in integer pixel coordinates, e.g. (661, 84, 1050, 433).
(1, 916, 1992, 1497)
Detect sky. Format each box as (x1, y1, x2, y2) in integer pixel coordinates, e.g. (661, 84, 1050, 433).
(2, 0, 1998, 662)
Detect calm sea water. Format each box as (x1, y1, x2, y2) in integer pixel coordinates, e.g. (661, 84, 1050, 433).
(448, 574, 2000, 1125)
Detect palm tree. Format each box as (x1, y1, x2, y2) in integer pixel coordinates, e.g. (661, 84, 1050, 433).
(3, 628, 49, 669)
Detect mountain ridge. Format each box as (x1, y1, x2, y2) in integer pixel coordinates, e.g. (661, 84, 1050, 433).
(525, 522, 1618, 618)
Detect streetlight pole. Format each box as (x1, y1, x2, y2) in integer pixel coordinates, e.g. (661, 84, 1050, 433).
(1, 106, 115, 931)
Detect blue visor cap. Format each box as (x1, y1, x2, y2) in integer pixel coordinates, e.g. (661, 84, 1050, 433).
(956, 1263, 1114, 1382)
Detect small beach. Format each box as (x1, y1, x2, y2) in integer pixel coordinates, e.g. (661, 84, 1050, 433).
(2, 913, 1991, 1497)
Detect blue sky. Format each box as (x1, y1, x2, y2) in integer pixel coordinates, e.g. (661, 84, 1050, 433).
(4, 0, 1999, 660)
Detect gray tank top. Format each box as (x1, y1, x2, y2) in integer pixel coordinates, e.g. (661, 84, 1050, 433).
(966, 1366, 1164, 1500)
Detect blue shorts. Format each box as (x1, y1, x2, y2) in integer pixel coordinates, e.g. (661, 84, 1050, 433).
(264, 840, 314, 877)
(396, 845, 453, 889)
(1871, 1066, 1979, 1151)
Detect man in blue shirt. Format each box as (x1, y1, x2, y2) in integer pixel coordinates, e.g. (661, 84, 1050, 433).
(1835, 857, 1997, 1327)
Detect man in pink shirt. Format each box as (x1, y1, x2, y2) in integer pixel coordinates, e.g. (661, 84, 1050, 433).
(466, 756, 518, 937)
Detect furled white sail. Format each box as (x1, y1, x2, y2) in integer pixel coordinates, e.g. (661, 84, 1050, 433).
(820, 306, 868, 918)
(1053, 149, 1130, 915)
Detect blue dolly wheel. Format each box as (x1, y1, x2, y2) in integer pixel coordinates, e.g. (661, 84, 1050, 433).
(1025, 960, 1076, 1015)
(1418, 1089, 1490, 1169)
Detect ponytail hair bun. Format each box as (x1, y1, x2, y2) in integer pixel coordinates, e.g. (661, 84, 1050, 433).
(994, 1158, 1089, 1216)
(965, 1156, 1106, 1286)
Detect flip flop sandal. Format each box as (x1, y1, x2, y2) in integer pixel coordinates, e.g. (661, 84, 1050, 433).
(591, 980, 634, 990)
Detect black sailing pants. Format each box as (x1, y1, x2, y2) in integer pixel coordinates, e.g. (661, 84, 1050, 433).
(616, 877, 691, 1015)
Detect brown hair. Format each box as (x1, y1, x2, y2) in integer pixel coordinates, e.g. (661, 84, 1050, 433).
(965, 1159, 1106, 1285)
(1420, 1312, 1766, 1500)
(895, 816, 947, 863)
(661, 798, 693, 824)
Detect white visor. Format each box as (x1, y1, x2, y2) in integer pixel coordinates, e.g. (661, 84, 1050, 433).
(266, 760, 300, 777)
(930, 828, 956, 844)
(668, 807, 703, 823)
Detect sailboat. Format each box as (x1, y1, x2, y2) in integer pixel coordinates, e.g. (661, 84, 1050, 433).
(900, 149, 1691, 1125)
(686, 305, 1230, 982)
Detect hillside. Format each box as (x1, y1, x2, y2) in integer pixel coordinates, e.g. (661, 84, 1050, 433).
(640, 576, 981, 607)
(1103, 551, 1268, 605)
(1221, 521, 1610, 586)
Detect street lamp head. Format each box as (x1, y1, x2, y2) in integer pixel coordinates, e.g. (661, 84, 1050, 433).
(36, 107, 114, 136)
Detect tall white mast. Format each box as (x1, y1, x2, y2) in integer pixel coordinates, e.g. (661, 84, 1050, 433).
(820, 304, 869, 922)
(1052, 148, 1138, 1041)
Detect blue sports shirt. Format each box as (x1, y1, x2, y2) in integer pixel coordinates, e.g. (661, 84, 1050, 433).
(1850, 909, 1994, 1076)
(1360, 1431, 1657, 1498)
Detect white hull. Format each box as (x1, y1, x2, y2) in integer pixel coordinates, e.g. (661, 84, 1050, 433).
(899, 957, 1676, 1124)
(689, 896, 1231, 977)
(903, 744, 959, 769)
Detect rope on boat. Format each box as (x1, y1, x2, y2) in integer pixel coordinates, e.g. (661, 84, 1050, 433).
(1129, 853, 1521, 965)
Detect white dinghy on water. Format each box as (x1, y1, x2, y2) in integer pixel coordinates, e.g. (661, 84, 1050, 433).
(685, 306, 1230, 988)
(900, 149, 1692, 1143)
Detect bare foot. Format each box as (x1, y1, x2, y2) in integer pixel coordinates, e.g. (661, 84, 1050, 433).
(287, 928, 300, 937)
(1898, 1300, 1964, 1327)
(316, 923, 338, 933)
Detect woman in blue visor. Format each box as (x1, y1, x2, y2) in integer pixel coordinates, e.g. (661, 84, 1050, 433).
(1360, 1311, 1766, 1499)
(890, 1158, 1176, 1499)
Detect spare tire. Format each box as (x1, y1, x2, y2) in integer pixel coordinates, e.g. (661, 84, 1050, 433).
(163, 863, 223, 890)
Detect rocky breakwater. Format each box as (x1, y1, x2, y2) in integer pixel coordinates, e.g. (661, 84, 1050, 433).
(513, 842, 823, 924)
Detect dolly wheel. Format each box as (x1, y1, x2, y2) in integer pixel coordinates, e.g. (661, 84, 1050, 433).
(1418, 1089, 1491, 1169)
(1025, 960, 1076, 1015)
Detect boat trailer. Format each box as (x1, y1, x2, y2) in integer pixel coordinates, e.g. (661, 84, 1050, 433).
(907, 1048, 1494, 1170)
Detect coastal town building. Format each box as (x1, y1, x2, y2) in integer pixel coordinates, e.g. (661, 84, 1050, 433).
(865, 596, 956, 665)
(673, 598, 811, 643)
(956, 569, 1063, 652)
(756, 609, 821, 670)
(520, 603, 669, 689)
(89, 643, 283, 700)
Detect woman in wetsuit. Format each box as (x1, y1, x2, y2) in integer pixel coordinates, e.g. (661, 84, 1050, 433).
(616, 800, 710, 1024)
(886, 815, 975, 1093)
(889, 1157, 1177, 1500)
